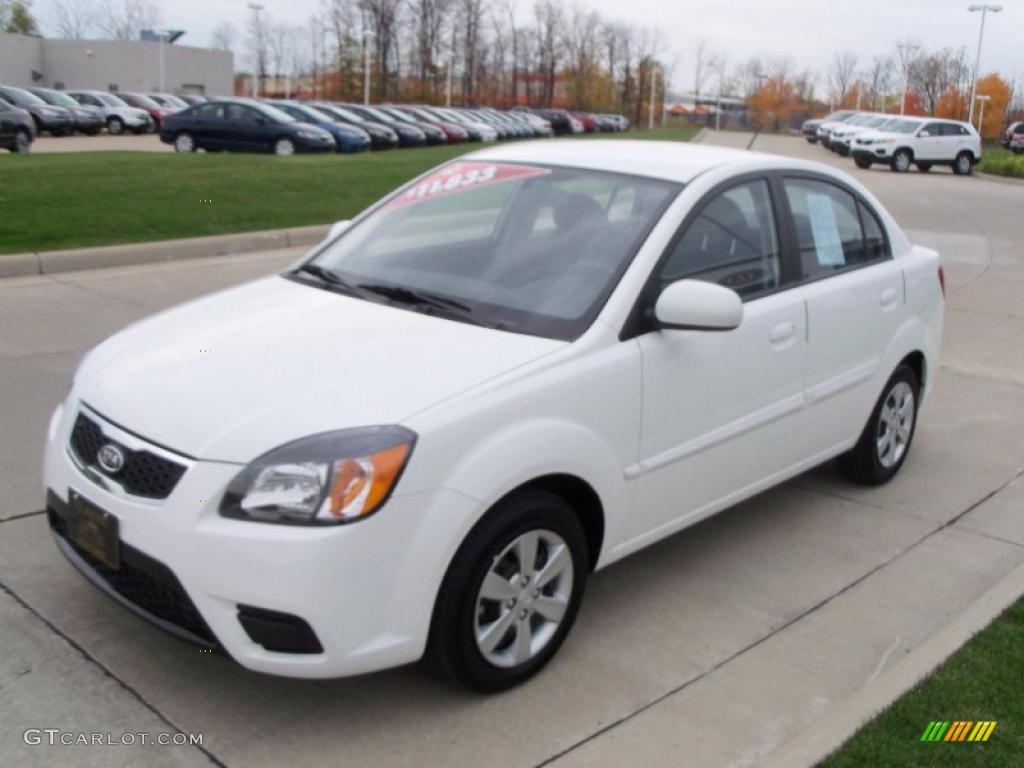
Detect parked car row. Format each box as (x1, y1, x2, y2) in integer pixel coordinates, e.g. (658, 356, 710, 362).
(158, 98, 631, 156)
(0, 85, 221, 145)
(803, 110, 982, 175)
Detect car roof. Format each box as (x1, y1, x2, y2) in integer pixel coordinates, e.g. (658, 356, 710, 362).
(463, 139, 832, 184)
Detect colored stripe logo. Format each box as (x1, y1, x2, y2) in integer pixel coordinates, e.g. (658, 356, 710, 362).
(920, 721, 997, 742)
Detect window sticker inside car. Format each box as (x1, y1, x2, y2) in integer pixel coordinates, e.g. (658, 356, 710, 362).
(805, 193, 846, 267)
(383, 162, 551, 211)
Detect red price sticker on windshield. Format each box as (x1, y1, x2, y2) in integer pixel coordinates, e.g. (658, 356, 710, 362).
(383, 162, 550, 211)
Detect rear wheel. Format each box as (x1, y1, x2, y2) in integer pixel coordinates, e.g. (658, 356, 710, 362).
(426, 488, 588, 692)
(839, 365, 920, 485)
(173, 132, 195, 153)
(916, 163, 932, 173)
(107, 117, 124, 135)
(273, 137, 296, 156)
(953, 151, 973, 176)
(891, 149, 912, 173)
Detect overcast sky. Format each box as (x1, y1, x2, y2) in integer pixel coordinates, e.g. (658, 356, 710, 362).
(42, 0, 1021, 94)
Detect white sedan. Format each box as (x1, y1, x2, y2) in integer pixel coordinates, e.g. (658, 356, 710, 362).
(43, 141, 944, 691)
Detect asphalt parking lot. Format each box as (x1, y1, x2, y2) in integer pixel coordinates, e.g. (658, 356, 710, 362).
(2, 133, 1023, 768)
(31, 133, 171, 153)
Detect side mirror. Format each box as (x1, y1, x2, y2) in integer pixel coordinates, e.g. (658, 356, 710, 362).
(326, 220, 351, 242)
(654, 279, 743, 332)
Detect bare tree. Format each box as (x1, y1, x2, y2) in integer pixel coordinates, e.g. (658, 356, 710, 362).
(826, 50, 858, 106)
(49, 0, 95, 37)
(246, 6, 269, 89)
(97, 0, 158, 40)
(693, 36, 711, 103)
(210, 21, 236, 53)
(865, 55, 893, 110)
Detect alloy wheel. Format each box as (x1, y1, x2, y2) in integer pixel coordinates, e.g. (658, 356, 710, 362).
(474, 529, 573, 669)
(876, 381, 915, 469)
(14, 130, 30, 153)
(174, 133, 194, 153)
(274, 138, 295, 156)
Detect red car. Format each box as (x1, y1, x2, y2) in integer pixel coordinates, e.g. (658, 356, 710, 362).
(571, 112, 597, 133)
(117, 93, 173, 130)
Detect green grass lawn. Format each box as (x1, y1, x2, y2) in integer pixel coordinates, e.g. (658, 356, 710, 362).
(818, 597, 1023, 767)
(978, 145, 1024, 179)
(0, 125, 698, 256)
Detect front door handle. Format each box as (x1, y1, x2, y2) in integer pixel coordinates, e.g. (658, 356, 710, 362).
(880, 288, 899, 309)
(769, 321, 796, 346)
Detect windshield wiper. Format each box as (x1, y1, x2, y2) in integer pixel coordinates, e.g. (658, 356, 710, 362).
(356, 282, 506, 329)
(295, 264, 362, 292)
(356, 283, 473, 312)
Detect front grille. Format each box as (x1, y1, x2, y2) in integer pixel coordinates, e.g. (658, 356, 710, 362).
(49, 507, 217, 646)
(70, 412, 186, 500)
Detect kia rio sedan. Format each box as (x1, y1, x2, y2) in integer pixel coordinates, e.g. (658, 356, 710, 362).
(43, 141, 944, 691)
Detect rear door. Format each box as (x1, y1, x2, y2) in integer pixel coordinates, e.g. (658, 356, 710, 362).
(781, 175, 903, 457)
(190, 102, 225, 148)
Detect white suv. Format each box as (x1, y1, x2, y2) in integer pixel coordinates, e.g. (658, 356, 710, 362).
(829, 114, 894, 156)
(851, 118, 981, 175)
(67, 90, 153, 135)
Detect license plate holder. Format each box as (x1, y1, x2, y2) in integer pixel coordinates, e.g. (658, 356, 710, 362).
(68, 491, 120, 569)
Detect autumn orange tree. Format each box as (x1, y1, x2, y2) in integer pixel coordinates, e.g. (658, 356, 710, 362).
(747, 76, 801, 132)
(974, 73, 1012, 140)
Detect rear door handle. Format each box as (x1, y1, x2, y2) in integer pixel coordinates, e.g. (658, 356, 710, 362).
(769, 321, 796, 346)
(880, 288, 899, 309)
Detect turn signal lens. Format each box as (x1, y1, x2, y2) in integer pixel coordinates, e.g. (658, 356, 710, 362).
(321, 443, 412, 521)
(938, 266, 946, 298)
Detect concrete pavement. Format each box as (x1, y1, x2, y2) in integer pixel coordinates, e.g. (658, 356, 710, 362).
(1, 133, 1022, 767)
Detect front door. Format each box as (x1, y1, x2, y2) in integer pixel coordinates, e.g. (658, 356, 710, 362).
(629, 178, 807, 546)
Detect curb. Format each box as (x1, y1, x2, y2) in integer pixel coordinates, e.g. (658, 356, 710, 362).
(0, 223, 329, 280)
(759, 558, 1024, 768)
(691, 127, 711, 144)
(975, 171, 1024, 186)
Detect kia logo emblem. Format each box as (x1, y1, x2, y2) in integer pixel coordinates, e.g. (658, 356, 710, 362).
(97, 443, 125, 474)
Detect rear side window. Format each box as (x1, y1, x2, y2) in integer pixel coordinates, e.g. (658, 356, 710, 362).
(194, 103, 223, 118)
(784, 179, 889, 279)
(660, 179, 782, 300)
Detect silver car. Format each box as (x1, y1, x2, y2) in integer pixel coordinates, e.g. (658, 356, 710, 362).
(66, 90, 153, 135)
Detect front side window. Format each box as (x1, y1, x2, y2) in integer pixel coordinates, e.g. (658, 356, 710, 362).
(303, 162, 680, 340)
(227, 104, 260, 122)
(659, 179, 781, 300)
(784, 178, 888, 279)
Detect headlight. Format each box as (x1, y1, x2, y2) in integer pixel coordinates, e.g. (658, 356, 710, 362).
(297, 129, 327, 139)
(219, 427, 416, 525)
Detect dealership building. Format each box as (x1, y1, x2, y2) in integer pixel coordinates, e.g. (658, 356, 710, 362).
(0, 32, 233, 97)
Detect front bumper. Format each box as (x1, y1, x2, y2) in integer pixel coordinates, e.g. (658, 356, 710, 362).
(852, 146, 893, 161)
(44, 400, 479, 678)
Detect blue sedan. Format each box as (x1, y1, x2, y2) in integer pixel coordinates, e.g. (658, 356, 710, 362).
(160, 99, 335, 155)
(266, 100, 372, 153)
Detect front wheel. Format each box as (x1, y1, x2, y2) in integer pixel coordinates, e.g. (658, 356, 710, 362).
(839, 364, 920, 485)
(273, 137, 296, 156)
(891, 149, 912, 173)
(107, 117, 125, 135)
(426, 488, 588, 692)
(10, 128, 31, 153)
(953, 151, 973, 176)
(854, 157, 872, 169)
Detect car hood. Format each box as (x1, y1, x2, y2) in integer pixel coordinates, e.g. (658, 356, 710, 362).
(73, 276, 563, 463)
(853, 130, 901, 142)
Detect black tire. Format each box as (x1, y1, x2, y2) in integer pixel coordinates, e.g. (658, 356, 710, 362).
(426, 488, 589, 692)
(891, 149, 912, 173)
(839, 364, 920, 486)
(837, 146, 850, 157)
(806, 136, 818, 144)
(10, 128, 31, 154)
(107, 117, 124, 135)
(916, 163, 932, 172)
(854, 157, 872, 169)
(173, 132, 196, 153)
(953, 151, 973, 176)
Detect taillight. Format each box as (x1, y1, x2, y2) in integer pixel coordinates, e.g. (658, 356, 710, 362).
(938, 266, 946, 298)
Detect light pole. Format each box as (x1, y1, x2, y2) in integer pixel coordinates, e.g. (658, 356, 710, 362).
(648, 63, 658, 130)
(157, 29, 167, 93)
(967, 4, 1002, 126)
(975, 93, 992, 136)
(363, 34, 372, 105)
(247, 2, 264, 99)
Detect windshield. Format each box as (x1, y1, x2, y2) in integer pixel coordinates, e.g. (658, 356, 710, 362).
(254, 103, 297, 123)
(33, 89, 77, 107)
(2, 87, 45, 107)
(128, 94, 161, 108)
(884, 119, 923, 134)
(97, 93, 128, 107)
(330, 106, 365, 123)
(157, 93, 188, 108)
(360, 106, 393, 122)
(301, 162, 680, 340)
